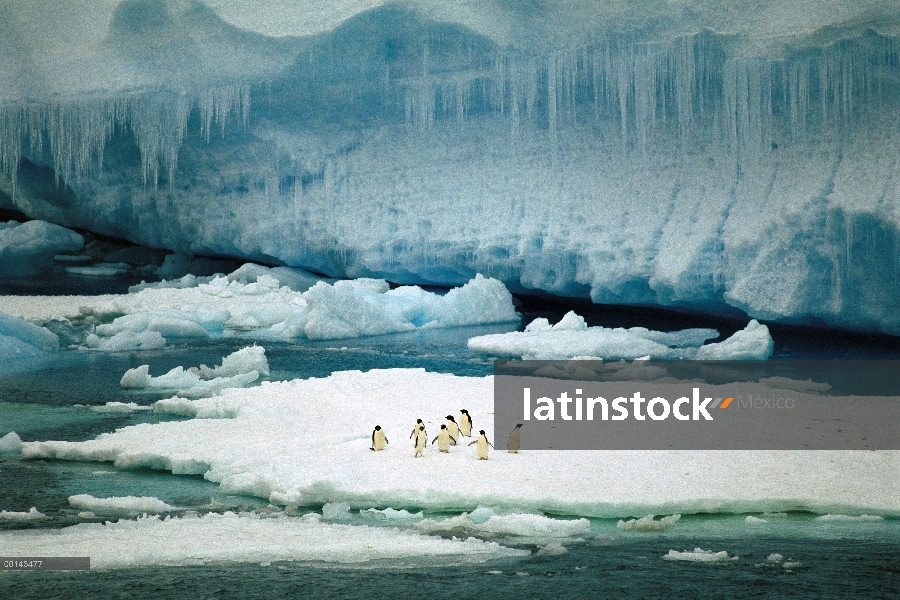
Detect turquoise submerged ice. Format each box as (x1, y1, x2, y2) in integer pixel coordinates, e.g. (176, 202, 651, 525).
(3, 2, 900, 332)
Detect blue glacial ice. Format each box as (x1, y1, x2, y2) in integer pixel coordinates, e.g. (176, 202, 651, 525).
(2, 1, 900, 332)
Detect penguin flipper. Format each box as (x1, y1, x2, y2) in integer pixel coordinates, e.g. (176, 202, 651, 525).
(468, 441, 477, 446)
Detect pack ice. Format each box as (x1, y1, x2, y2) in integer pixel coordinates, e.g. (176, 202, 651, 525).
(1, 271, 518, 350)
(3, 2, 900, 333)
(467, 311, 774, 360)
(21, 369, 900, 518)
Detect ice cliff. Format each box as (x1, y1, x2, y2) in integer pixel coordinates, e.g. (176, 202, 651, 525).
(2, 1, 900, 332)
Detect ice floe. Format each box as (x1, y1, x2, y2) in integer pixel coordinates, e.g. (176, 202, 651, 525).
(21, 369, 900, 518)
(67, 494, 177, 517)
(467, 312, 773, 360)
(617, 514, 681, 531)
(2, 271, 518, 350)
(662, 548, 738, 562)
(0, 512, 528, 570)
(121, 346, 268, 398)
(0, 431, 22, 453)
(0, 507, 47, 520)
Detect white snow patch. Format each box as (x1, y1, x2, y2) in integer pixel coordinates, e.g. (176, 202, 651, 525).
(416, 508, 591, 540)
(0, 512, 528, 570)
(468, 314, 772, 360)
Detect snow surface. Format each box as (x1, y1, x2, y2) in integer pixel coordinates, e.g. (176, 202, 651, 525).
(20, 369, 900, 518)
(0, 511, 528, 570)
(67, 494, 177, 517)
(120, 345, 268, 398)
(3, 3, 900, 332)
(1, 272, 517, 350)
(468, 312, 773, 360)
(0, 220, 83, 279)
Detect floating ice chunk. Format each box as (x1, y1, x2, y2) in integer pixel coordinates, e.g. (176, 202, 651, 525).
(322, 502, 352, 520)
(83, 331, 166, 351)
(0, 512, 528, 570)
(66, 263, 130, 277)
(536, 540, 568, 556)
(200, 346, 270, 378)
(121, 346, 268, 398)
(767, 553, 783, 562)
(67, 494, 176, 517)
(88, 402, 153, 413)
(552, 311, 587, 331)
(468, 315, 772, 360)
(0, 507, 47, 520)
(0, 431, 22, 453)
(0, 220, 84, 279)
(662, 548, 738, 562)
(228, 263, 326, 292)
(416, 510, 591, 539)
(782, 561, 802, 568)
(0, 311, 59, 351)
(362, 508, 424, 521)
(524, 318, 552, 332)
(694, 320, 774, 360)
(617, 514, 681, 531)
(813, 514, 884, 522)
(745, 515, 768, 524)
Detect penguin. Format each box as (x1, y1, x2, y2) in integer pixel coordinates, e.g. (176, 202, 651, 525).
(371, 425, 388, 451)
(414, 425, 427, 457)
(459, 409, 473, 437)
(431, 424, 452, 453)
(410, 419, 427, 440)
(468, 430, 494, 460)
(444, 415, 460, 445)
(507, 424, 522, 453)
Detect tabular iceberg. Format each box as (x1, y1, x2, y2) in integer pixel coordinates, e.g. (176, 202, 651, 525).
(2, 1, 900, 332)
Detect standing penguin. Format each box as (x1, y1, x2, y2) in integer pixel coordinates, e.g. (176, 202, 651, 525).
(410, 419, 427, 440)
(431, 424, 452, 453)
(459, 409, 473, 437)
(444, 415, 460, 445)
(371, 425, 388, 451)
(414, 425, 427, 457)
(507, 424, 522, 453)
(468, 430, 494, 460)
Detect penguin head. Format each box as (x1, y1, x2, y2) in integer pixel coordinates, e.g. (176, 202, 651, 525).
(460, 409, 468, 414)
(479, 430, 486, 435)
(374, 425, 381, 431)
(440, 424, 447, 429)
(446, 415, 456, 422)
(516, 424, 522, 428)
(416, 419, 423, 423)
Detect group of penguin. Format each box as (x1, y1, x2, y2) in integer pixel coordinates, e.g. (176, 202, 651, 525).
(371, 410, 523, 460)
